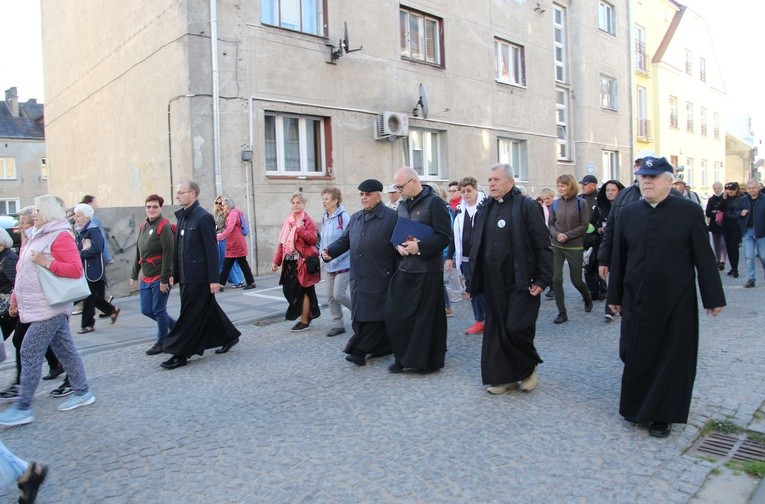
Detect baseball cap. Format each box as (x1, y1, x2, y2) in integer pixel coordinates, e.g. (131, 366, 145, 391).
(634, 156, 674, 176)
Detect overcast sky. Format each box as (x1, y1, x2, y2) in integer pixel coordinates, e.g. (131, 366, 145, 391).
(1, 0, 763, 138)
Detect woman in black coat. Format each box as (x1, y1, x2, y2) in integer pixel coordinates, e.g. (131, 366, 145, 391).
(705, 182, 726, 270)
(718, 182, 743, 278)
(595, 180, 625, 321)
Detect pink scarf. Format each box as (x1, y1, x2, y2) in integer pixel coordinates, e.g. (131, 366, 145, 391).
(278, 211, 305, 256)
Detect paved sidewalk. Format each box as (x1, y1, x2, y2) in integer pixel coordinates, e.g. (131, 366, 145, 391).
(0, 269, 763, 503)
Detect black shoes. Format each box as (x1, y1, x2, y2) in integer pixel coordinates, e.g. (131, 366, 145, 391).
(388, 362, 404, 373)
(160, 356, 187, 370)
(648, 421, 672, 438)
(243, 284, 256, 290)
(291, 321, 310, 332)
(215, 338, 239, 354)
(145, 343, 164, 355)
(718, 262, 725, 271)
(326, 327, 346, 337)
(18, 461, 47, 504)
(744, 279, 756, 288)
(345, 351, 366, 366)
(727, 269, 739, 278)
(545, 289, 554, 299)
(584, 298, 593, 313)
(553, 313, 568, 324)
(42, 366, 65, 381)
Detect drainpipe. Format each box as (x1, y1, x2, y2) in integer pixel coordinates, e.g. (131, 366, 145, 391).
(246, 95, 259, 274)
(210, 0, 222, 194)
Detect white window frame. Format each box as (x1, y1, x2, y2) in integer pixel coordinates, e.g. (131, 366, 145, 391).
(0, 157, 16, 179)
(497, 138, 529, 181)
(40, 157, 48, 180)
(602, 150, 619, 181)
(0, 199, 19, 215)
(685, 49, 692, 75)
(600, 75, 618, 110)
(494, 39, 525, 87)
(700, 107, 707, 136)
(686, 157, 694, 186)
(636, 86, 648, 137)
(669, 96, 678, 128)
(260, 0, 324, 36)
(400, 7, 443, 66)
(553, 6, 567, 83)
(700, 159, 707, 187)
(556, 88, 570, 161)
(699, 57, 706, 82)
(598, 1, 616, 35)
(634, 25, 647, 71)
(686, 102, 694, 133)
(713, 112, 720, 138)
(713, 161, 721, 182)
(264, 112, 327, 176)
(407, 128, 443, 179)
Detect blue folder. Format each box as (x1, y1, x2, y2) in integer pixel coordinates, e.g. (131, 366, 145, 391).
(390, 217, 434, 245)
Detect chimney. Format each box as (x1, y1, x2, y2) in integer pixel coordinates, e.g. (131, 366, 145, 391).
(4, 87, 19, 117)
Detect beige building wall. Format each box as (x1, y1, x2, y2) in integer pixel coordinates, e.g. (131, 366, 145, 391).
(42, 0, 631, 272)
(0, 139, 47, 211)
(725, 133, 753, 185)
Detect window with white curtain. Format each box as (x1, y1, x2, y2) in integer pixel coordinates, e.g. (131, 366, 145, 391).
(495, 39, 525, 87)
(400, 7, 443, 66)
(407, 128, 442, 179)
(498, 138, 528, 181)
(264, 113, 327, 175)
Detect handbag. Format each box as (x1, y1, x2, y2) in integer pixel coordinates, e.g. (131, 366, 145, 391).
(305, 254, 321, 275)
(36, 266, 92, 307)
(715, 210, 724, 226)
(0, 293, 9, 315)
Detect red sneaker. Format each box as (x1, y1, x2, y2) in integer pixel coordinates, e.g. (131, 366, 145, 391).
(465, 321, 484, 335)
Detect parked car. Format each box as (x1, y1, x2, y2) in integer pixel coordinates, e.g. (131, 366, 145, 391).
(0, 214, 21, 253)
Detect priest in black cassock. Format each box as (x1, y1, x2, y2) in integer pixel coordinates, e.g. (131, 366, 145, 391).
(468, 164, 553, 395)
(385, 167, 452, 374)
(323, 179, 399, 366)
(607, 157, 725, 438)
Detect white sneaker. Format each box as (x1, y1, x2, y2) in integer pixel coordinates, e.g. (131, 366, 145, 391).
(57, 391, 95, 411)
(487, 383, 518, 395)
(519, 368, 538, 392)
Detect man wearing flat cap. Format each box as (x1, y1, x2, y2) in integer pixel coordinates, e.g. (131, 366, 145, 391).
(607, 156, 726, 438)
(579, 174, 602, 301)
(323, 179, 399, 366)
(385, 167, 452, 374)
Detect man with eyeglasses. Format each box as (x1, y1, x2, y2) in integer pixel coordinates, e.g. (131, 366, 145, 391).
(322, 179, 399, 366)
(160, 181, 241, 369)
(448, 181, 461, 212)
(385, 167, 452, 375)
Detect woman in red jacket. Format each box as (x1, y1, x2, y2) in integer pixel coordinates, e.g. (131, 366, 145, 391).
(271, 193, 321, 332)
(216, 197, 256, 290)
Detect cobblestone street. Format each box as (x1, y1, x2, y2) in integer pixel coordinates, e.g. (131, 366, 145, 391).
(0, 269, 762, 503)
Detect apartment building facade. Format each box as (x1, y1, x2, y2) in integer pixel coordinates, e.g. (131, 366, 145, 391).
(42, 0, 632, 269)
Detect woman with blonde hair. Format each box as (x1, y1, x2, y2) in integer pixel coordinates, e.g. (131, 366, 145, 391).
(0, 195, 95, 426)
(217, 197, 256, 290)
(213, 195, 244, 288)
(549, 174, 593, 324)
(271, 192, 321, 331)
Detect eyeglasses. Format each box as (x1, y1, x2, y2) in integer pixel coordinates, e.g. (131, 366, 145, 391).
(394, 178, 414, 191)
(145, 204, 160, 209)
(448, 188, 459, 193)
(176, 190, 192, 196)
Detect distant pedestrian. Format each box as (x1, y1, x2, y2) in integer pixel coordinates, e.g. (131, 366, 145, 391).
(718, 182, 743, 278)
(129, 194, 177, 355)
(81, 195, 113, 264)
(271, 193, 321, 332)
(320, 187, 351, 337)
(214, 195, 244, 288)
(161, 181, 241, 370)
(216, 197, 256, 290)
(323, 179, 398, 366)
(549, 174, 592, 324)
(671, 179, 701, 205)
(0, 194, 96, 426)
(705, 182, 727, 271)
(739, 179, 765, 288)
(468, 164, 552, 395)
(607, 157, 725, 438)
(385, 184, 400, 211)
(385, 167, 452, 374)
(594, 180, 625, 322)
(73, 203, 120, 334)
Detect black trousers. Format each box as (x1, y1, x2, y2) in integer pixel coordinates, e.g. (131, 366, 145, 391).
(82, 278, 116, 328)
(219, 256, 255, 286)
(722, 225, 741, 271)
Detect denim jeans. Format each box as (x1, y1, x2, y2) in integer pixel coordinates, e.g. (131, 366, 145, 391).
(742, 228, 765, 282)
(460, 261, 485, 322)
(140, 279, 176, 343)
(0, 440, 27, 487)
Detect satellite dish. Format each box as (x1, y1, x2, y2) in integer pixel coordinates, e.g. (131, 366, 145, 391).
(419, 83, 429, 119)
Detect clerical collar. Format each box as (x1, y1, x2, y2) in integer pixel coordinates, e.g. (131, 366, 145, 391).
(495, 191, 512, 203)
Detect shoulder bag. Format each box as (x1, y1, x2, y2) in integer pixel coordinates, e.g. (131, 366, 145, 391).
(36, 266, 92, 307)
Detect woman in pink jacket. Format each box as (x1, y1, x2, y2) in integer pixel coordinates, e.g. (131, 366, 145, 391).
(271, 193, 321, 332)
(0, 195, 95, 427)
(216, 197, 256, 290)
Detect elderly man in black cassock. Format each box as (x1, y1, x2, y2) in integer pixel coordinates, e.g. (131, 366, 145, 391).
(323, 179, 399, 366)
(385, 167, 452, 374)
(469, 164, 553, 394)
(607, 157, 725, 438)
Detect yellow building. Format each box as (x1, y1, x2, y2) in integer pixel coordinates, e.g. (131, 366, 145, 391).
(631, 0, 726, 195)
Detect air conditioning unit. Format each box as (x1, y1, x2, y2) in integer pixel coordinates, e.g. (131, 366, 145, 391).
(374, 111, 409, 140)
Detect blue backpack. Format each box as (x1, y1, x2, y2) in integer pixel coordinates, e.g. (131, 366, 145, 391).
(239, 212, 249, 236)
